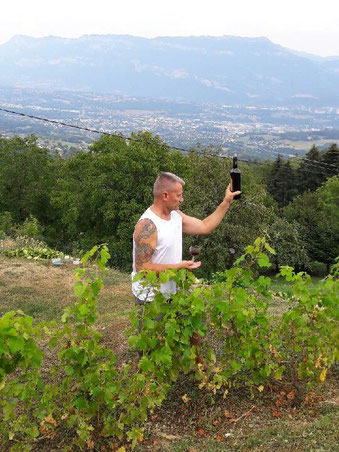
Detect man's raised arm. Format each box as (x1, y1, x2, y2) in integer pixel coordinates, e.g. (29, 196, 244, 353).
(179, 183, 241, 235)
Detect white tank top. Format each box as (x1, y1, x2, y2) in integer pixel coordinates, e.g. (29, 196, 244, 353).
(132, 207, 182, 301)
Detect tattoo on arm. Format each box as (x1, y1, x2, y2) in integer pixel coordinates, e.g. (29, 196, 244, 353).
(134, 219, 156, 268)
(135, 219, 156, 242)
(135, 242, 154, 267)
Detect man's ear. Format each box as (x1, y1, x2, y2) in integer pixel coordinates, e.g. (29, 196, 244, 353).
(162, 191, 169, 201)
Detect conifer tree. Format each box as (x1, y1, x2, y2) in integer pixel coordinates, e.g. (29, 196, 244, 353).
(296, 145, 322, 194)
(321, 143, 339, 178)
(267, 155, 297, 207)
(267, 154, 283, 203)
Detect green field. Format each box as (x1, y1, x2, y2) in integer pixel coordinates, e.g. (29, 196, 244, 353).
(281, 139, 339, 152)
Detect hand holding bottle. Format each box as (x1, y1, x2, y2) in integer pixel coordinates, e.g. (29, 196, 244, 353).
(230, 154, 241, 200)
(224, 183, 241, 204)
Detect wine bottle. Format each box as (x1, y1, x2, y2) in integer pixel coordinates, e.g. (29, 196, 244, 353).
(230, 154, 241, 200)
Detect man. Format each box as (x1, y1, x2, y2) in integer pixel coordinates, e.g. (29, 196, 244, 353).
(132, 172, 241, 302)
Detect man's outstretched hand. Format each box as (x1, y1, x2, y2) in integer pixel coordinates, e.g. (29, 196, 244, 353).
(181, 260, 201, 270)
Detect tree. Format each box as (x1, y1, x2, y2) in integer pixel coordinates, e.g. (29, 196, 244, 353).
(296, 145, 323, 194)
(321, 143, 339, 178)
(51, 132, 189, 270)
(317, 176, 339, 236)
(283, 182, 339, 272)
(267, 217, 309, 272)
(267, 156, 298, 207)
(0, 135, 55, 224)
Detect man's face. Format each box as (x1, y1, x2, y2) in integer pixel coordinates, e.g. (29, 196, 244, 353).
(166, 182, 184, 211)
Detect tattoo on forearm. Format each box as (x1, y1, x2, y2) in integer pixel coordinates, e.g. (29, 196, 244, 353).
(134, 219, 156, 267)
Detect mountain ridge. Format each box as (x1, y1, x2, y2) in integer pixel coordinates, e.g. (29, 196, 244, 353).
(5, 33, 339, 59)
(1, 34, 338, 106)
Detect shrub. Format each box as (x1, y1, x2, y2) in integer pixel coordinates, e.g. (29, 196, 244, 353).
(307, 261, 327, 277)
(20, 215, 42, 239)
(0, 211, 13, 235)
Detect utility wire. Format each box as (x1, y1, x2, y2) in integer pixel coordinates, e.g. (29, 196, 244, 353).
(239, 144, 337, 177)
(0, 107, 232, 158)
(0, 106, 263, 163)
(293, 153, 338, 170)
(247, 142, 338, 172)
(1, 106, 338, 174)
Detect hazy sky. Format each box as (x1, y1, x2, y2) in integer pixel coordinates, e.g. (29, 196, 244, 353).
(1, 0, 339, 57)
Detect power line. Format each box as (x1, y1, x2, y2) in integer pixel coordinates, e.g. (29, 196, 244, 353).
(247, 143, 338, 172)
(0, 106, 338, 175)
(0, 106, 261, 164)
(0, 106, 226, 156)
(240, 145, 336, 177)
(291, 154, 338, 171)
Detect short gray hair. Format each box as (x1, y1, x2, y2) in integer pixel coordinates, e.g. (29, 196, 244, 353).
(153, 172, 185, 198)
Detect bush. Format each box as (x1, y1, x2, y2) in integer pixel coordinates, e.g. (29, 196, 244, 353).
(0, 211, 13, 235)
(307, 261, 327, 277)
(21, 215, 42, 239)
(5, 245, 65, 260)
(3, 236, 66, 260)
(0, 311, 46, 446)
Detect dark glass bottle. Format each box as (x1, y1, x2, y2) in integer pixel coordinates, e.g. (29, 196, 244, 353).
(230, 155, 241, 200)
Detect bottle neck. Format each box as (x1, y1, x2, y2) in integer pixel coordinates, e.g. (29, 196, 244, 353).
(232, 157, 238, 169)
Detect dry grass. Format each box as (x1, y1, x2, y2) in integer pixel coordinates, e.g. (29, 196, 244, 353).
(0, 255, 75, 320)
(0, 237, 16, 253)
(0, 254, 134, 357)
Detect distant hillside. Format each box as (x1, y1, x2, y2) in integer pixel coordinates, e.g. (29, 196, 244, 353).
(0, 34, 339, 106)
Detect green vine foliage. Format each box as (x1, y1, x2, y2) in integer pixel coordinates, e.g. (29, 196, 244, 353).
(47, 245, 126, 449)
(48, 245, 166, 450)
(203, 239, 284, 394)
(129, 268, 207, 377)
(128, 237, 338, 406)
(0, 311, 53, 449)
(0, 239, 338, 451)
(277, 266, 338, 385)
